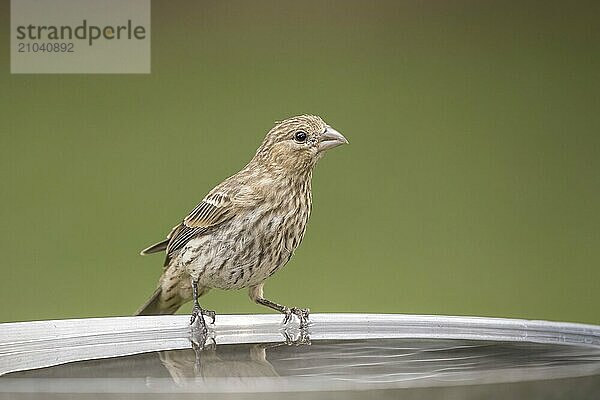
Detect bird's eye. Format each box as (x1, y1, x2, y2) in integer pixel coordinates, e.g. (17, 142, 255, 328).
(294, 131, 307, 143)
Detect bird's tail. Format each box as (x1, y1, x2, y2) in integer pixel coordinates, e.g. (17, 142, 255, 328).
(135, 287, 183, 316)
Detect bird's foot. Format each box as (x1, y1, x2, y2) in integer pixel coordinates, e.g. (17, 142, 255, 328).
(190, 304, 205, 330)
(202, 309, 216, 324)
(282, 307, 310, 328)
(190, 305, 216, 331)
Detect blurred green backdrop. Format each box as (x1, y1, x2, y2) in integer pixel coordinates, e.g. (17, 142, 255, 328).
(1, 1, 599, 324)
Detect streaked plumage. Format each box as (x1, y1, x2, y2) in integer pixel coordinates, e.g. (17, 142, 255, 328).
(136, 115, 348, 330)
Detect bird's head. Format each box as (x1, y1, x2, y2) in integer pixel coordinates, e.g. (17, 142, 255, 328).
(254, 115, 348, 173)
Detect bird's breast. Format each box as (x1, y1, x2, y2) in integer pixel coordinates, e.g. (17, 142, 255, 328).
(180, 186, 312, 290)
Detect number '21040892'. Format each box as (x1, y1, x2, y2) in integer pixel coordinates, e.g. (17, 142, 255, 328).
(17, 42, 74, 53)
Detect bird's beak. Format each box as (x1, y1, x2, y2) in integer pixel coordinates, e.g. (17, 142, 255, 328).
(318, 126, 349, 152)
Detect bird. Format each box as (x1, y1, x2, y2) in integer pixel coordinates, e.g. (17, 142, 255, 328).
(135, 115, 348, 331)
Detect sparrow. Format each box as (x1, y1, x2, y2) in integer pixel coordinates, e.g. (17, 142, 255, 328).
(136, 115, 348, 331)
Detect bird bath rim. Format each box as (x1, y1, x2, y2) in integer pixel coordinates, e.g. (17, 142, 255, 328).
(1, 313, 599, 376)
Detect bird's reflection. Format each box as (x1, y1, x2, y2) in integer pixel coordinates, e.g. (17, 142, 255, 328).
(159, 327, 310, 386)
(153, 332, 600, 389)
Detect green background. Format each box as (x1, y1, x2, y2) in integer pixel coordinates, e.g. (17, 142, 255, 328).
(1, 1, 599, 324)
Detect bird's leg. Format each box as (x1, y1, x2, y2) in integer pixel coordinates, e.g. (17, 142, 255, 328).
(190, 279, 216, 331)
(190, 279, 206, 332)
(249, 284, 310, 328)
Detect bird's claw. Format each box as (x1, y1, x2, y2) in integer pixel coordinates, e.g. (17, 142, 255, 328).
(190, 305, 216, 331)
(202, 309, 216, 324)
(282, 307, 310, 328)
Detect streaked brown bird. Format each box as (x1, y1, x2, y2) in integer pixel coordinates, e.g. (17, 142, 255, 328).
(136, 115, 348, 331)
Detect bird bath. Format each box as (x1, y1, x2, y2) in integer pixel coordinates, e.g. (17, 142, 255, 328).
(1, 314, 599, 399)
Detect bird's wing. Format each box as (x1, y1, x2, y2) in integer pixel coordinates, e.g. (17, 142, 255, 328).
(139, 224, 180, 255)
(142, 179, 262, 266)
(163, 223, 209, 265)
(163, 185, 260, 264)
(183, 191, 233, 229)
(140, 238, 169, 255)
